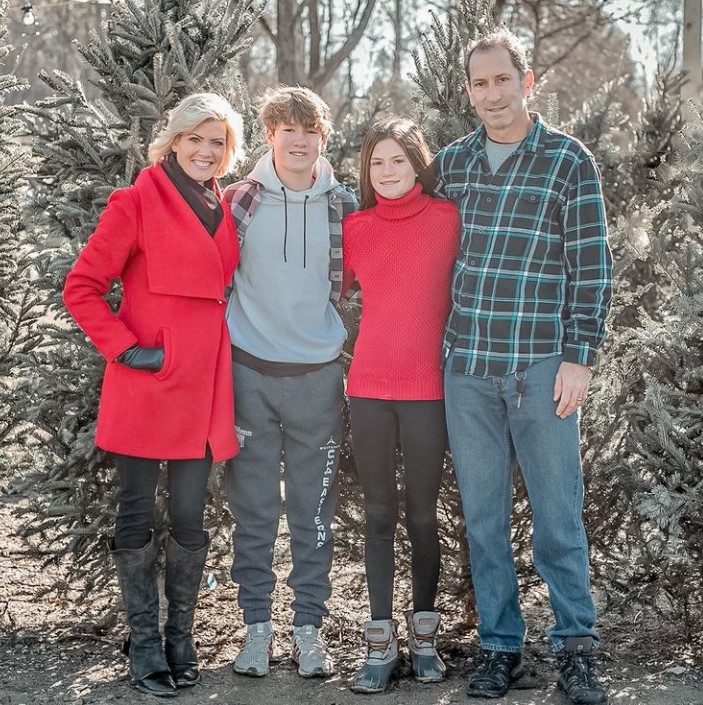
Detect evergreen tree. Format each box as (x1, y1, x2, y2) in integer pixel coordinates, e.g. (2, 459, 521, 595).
(0, 1, 38, 483)
(586, 110, 703, 638)
(16, 0, 260, 599)
(575, 70, 685, 572)
(410, 0, 490, 152)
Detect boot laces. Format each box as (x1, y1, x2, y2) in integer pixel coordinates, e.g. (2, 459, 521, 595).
(367, 638, 393, 660)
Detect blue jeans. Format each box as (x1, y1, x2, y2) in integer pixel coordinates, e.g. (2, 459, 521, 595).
(444, 354, 598, 653)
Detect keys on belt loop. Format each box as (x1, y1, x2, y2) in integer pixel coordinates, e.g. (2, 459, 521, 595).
(515, 370, 527, 409)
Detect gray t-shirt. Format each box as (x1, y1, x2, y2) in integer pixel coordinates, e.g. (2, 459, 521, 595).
(485, 137, 522, 174)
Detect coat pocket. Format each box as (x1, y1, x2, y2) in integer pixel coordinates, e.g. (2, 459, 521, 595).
(152, 326, 174, 380)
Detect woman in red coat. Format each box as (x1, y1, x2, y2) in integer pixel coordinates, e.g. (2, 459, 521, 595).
(63, 93, 244, 698)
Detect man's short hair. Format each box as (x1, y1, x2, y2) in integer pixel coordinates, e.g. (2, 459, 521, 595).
(258, 85, 333, 138)
(464, 29, 530, 82)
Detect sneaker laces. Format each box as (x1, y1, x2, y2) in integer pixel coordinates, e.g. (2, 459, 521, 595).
(476, 650, 515, 676)
(560, 651, 601, 691)
(293, 626, 326, 660)
(243, 625, 273, 651)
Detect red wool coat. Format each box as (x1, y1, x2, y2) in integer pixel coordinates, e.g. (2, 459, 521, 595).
(63, 164, 240, 462)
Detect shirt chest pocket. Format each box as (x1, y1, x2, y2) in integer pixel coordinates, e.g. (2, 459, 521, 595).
(510, 186, 562, 230)
(443, 183, 471, 206)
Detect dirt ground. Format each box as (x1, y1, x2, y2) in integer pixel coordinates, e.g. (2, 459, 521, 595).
(1, 496, 702, 705)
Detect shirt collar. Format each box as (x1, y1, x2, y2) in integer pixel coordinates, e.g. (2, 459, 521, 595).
(469, 112, 546, 157)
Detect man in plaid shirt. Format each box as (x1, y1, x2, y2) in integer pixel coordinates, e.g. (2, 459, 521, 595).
(435, 30, 612, 705)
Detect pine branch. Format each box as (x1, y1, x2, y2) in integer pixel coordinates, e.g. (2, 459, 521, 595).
(9, 0, 262, 605)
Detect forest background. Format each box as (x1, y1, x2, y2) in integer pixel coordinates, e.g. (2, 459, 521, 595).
(0, 0, 702, 701)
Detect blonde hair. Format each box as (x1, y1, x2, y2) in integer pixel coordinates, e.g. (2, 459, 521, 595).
(258, 85, 333, 137)
(148, 93, 245, 177)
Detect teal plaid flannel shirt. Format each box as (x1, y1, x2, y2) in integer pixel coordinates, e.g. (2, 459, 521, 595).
(435, 113, 613, 378)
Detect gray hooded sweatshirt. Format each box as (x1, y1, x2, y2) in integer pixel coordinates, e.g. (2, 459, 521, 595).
(226, 151, 347, 363)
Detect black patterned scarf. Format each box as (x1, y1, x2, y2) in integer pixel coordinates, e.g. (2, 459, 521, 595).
(162, 152, 223, 236)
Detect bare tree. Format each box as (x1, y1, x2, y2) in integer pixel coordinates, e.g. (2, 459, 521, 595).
(256, 0, 378, 91)
(5, 0, 108, 104)
(493, 0, 667, 82)
(532, 15, 640, 118)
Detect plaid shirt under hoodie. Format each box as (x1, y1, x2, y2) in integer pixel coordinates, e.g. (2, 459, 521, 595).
(224, 176, 357, 304)
(435, 113, 613, 378)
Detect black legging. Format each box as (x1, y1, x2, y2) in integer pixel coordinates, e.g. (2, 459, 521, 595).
(114, 448, 212, 551)
(349, 397, 447, 620)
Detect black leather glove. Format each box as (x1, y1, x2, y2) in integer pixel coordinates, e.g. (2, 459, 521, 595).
(116, 345, 164, 372)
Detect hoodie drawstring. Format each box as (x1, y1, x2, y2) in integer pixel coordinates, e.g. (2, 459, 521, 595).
(303, 195, 309, 269)
(280, 187, 309, 269)
(281, 186, 288, 263)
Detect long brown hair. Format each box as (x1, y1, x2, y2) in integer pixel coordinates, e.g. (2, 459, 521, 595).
(359, 115, 434, 210)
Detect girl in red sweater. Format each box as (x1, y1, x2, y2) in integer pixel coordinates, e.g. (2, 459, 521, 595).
(343, 117, 460, 693)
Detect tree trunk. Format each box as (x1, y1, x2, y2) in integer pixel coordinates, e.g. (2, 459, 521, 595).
(391, 0, 402, 82)
(276, 0, 299, 84)
(683, 0, 702, 104)
(309, 0, 321, 78)
(309, 0, 377, 91)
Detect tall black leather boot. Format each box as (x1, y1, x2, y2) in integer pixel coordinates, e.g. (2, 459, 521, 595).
(164, 533, 208, 687)
(109, 536, 177, 698)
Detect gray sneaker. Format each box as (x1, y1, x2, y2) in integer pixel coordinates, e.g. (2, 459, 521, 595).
(233, 621, 274, 677)
(291, 624, 334, 678)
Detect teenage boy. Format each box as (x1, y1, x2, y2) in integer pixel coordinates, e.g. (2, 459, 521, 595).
(435, 30, 613, 705)
(223, 86, 356, 679)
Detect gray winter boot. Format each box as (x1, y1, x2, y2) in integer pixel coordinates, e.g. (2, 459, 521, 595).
(350, 619, 399, 694)
(109, 536, 177, 698)
(406, 611, 446, 683)
(164, 533, 208, 688)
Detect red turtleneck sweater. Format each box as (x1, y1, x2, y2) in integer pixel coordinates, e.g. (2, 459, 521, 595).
(342, 183, 460, 400)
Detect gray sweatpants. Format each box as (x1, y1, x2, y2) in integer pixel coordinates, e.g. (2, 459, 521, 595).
(225, 361, 344, 628)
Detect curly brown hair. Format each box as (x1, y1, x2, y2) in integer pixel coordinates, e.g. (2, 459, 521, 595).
(258, 85, 333, 137)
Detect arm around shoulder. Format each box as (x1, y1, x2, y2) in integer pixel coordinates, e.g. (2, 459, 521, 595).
(338, 184, 360, 217)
